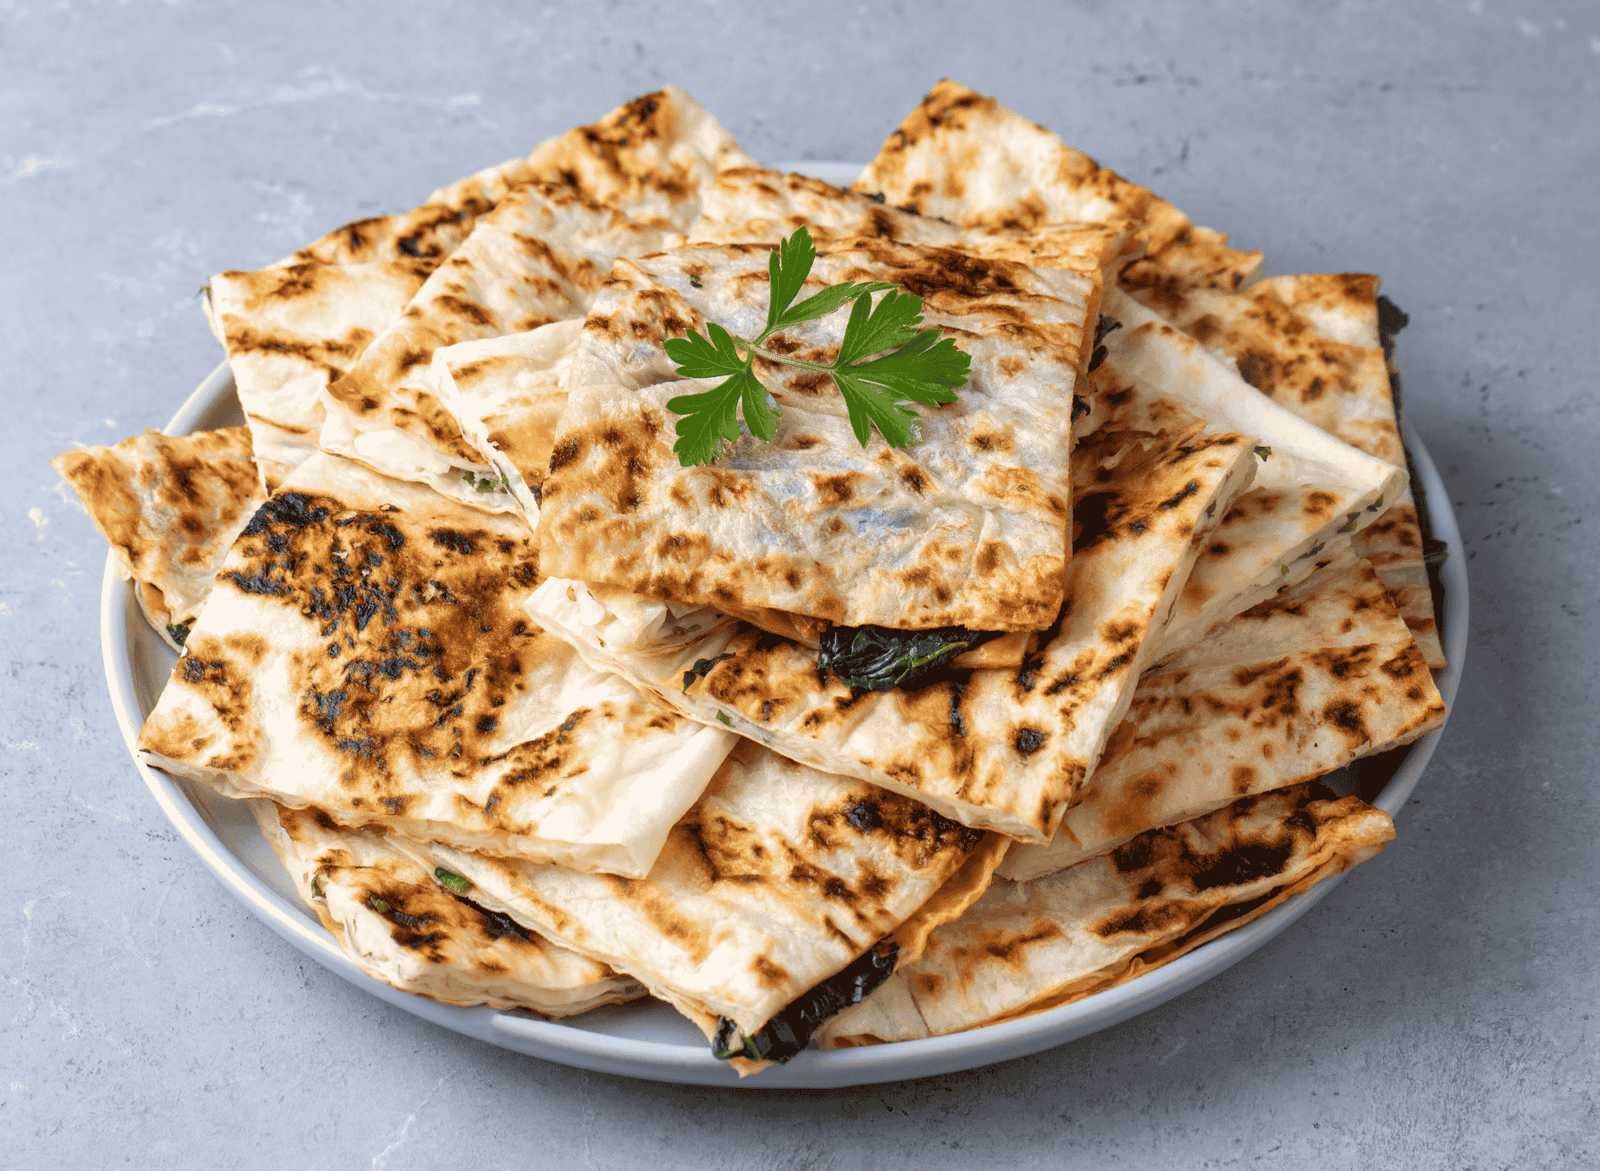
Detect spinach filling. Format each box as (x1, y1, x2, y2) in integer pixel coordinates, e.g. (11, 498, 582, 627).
(711, 943, 899, 1063)
(817, 623, 998, 692)
(682, 652, 734, 694)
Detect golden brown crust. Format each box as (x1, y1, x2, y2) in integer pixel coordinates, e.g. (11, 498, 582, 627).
(137, 454, 734, 875)
(52, 426, 263, 627)
(816, 783, 1395, 1045)
(1001, 551, 1447, 880)
(855, 80, 1152, 229)
(535, 238, 1094, 631)
(254, 802, 644, 1015)
(393, 737, 987, 1036)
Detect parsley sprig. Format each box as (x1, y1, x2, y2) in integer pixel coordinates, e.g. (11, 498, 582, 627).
(662, 228, 972, 467)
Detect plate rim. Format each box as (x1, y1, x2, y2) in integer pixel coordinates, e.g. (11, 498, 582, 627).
(100, 319, 1468, 1091)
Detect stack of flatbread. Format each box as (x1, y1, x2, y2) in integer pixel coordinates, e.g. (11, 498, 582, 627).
(56, 80, 1448, 1075)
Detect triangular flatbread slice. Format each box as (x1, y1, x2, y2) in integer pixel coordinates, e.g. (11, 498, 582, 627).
(1095, 288, 1405, 656)
(1124, 270, 1443, 667)
(815, 782, 1394, 1046)
(429, 318, 586, 520)
(535, 238, 1096, 631)
(206, 86, 752, 493)
(999, 551, 1446, 881)
(1255, 274, 1445, 669)
(852, 79, 1261, 293)
(205, 156, 534, 492)
(205, 261, 439, 490)
(528, 397, 1257, 840)
(52, 426, 263, 648)
(690, 166, 1141, 288)
(317, 88, 754, 512)
(136, 453, 734, 877)
(250, 800, 643, 1016)
(387, 737, 996, 1043)
(1127, 274, 1403, 466)
(278, 154, 537, 268)
(852, 79, 1151, 230)
(1350, 496, 1444, 669)
(317, 183, 681, 510)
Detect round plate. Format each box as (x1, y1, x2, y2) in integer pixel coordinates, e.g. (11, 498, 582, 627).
(100, 185, 1467, 1087)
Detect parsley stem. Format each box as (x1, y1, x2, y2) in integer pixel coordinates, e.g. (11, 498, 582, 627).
(730, 336, 839, 375)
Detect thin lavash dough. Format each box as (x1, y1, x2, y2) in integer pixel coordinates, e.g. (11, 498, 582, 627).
(51, 426, 264, 645)
(249, 799, 644, 1017)
(387, 736, 992, 1039)
(535, 237, 1097, 633)
(999, 550, 1447, 881)
(137, 452, 734, 878)
(527, 391, 1258, 842)
(816, 783, 1394, 1046)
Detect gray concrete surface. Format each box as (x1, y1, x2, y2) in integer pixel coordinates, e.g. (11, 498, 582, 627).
(5, 1, 1597, 1167)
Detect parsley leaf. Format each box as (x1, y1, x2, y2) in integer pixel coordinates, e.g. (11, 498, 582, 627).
(764, 227, 816, 330)
(661, 228, 970, 466)
(664, 366, 777, 466)
(835, 288, 930, 365)
(661, 321, 748, 380)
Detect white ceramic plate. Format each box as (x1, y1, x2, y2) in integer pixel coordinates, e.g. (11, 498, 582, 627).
(100, 166, 1467, 1086)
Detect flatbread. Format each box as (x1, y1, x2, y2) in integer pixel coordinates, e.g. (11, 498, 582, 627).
(429, 318, 586, 520)
(852, 79, 1261, 293)
(1126, 271, 1443, 668)
(515, 85, 757, 230)
(1255, 274, 1445, 669)
(690, 166, 1140, 289)
(437, 164, 1131, 533)
(535, 238, 1097, 632)
(279, 155, 536, 268)
(1350, 497, 1444, 669)
(815, 782, 1394, 1046)
(249, 800, 643, 1016)
(1116, 195, 1263, 301)
(528, 397, 1257, 840)
(207, 155, 541, 491)
(1130, 275, 1403, 467)
(999, 550, 1446, 881)
(136, 452, 734, 876)
(284, 83, 752, 262)
(1095, 288, 1406, 657)
(318, 183, 680, 511)
(204, 261, 439, 490)
(51, 426, 263, 646)
(318, 88, 754, 512)
(852, 79, 1150, 231)
(388, 737, 993, 1040)
(206, 86, 751, 494)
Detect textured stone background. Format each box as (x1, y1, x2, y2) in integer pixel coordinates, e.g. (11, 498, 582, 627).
(5, 1, 1596, 1167)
